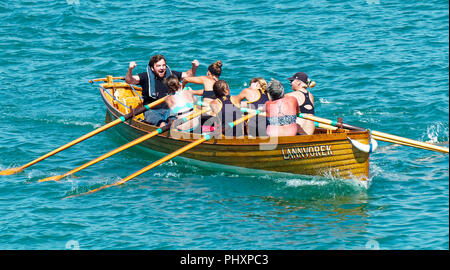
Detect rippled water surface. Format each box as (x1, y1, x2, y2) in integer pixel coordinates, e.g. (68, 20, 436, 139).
(0, 0, 448, 250)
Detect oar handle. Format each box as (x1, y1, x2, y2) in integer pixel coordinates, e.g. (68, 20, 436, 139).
(121, 97, 168, 121)
(298, 113, 366, 131)
(209, 109, 261, 138)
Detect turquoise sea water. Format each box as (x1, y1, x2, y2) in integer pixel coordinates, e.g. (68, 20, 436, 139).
(0, 0, 448, 250)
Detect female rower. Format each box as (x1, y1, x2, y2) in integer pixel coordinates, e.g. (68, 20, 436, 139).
(181, 60, 222, 102)
(265, 79, 299, 137)
(231, 77, 269, 108)
(182, 60, 222, 132)
(231, 77, 269, 137)
(164, 75, 200, 133)
(286, 72, 316, 135)
(209, 80, 244, 137)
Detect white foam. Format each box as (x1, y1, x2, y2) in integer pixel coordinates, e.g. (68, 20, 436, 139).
(319, 97, 331, 104)
(354, 110, 364, 116)
(423, 122, 449, 144)
(55, 119, 102, 129)
(282, 179, 329, 187)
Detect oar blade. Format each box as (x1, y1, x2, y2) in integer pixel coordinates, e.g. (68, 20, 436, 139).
(0, 167, 23, 175)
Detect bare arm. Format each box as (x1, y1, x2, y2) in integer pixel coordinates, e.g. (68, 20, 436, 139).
(181, 59, 199, 79)
(125, 61, 140, 85)
(230, 88, 250, 106)
(182, 76, 206, 89)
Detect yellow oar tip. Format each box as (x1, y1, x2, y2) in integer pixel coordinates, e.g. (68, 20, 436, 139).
(0, 167, 23, 176)
(39, 175, 62, 182)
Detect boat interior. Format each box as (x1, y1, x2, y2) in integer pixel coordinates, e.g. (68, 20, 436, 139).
(99, 79, 353, 137)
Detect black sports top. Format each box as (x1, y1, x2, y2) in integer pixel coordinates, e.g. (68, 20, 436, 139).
(245, 89, 270, 137)
(247, 89, 270, 109)
(202, 90, 217, 99)
(299, 91, 315, 114)
(217, 95, 243, 136)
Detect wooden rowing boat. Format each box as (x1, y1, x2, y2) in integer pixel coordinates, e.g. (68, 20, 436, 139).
(98, 76, 371, 183)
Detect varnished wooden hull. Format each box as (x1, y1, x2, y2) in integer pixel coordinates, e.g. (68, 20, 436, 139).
(99, 81, 370, 182)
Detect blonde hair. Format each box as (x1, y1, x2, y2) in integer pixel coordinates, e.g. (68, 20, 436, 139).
(250, 77, 267, 93)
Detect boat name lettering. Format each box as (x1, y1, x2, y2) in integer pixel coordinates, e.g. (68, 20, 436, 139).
(282, 145, 333, 160)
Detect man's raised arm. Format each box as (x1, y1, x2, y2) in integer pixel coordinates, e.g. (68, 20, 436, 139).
(125, 61, 140, 85)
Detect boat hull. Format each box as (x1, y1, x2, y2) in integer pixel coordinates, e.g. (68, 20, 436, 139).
(99, 81, 370, 181)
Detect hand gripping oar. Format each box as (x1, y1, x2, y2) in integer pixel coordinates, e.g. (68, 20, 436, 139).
(0, 97, 167, 176)
(300, 114, 449, 154)
(39, 107, 210, 182)
(66, 109, 261, 198)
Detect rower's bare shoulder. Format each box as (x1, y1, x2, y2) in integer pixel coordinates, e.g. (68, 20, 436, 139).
(285, 95, 298, 102)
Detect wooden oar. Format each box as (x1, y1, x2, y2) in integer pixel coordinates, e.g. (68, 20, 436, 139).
(314, 122, 433, 151)
(0, 97, 166, 176)
(39, 107, 210, 182)
(66, 110, 261, 198)
(301, 114, 449, 154)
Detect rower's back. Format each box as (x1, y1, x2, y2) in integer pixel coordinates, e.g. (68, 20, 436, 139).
(165, 76, 200, 132)
(265, 79, 299, 137)
(210, 80, 244, 138)
(246, 79, 269, 137)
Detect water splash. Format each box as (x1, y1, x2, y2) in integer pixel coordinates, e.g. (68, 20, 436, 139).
(354, 110, 364, 116)
(319, 98, 332, 104)
(64, 176, 119, 198)
(422, 122, 449, 144)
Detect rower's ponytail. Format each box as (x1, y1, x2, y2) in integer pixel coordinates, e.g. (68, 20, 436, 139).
(208, 60, 222, 77)
(164, 75, 180, 94)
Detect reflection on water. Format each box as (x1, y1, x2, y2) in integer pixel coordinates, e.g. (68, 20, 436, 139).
(258, 193, 373, 249)
(204, 171, 375, 249)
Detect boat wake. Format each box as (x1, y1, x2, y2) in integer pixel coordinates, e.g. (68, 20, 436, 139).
(273, 173, 370, 190)
(6, 112, 102, 130)
(52, 119, 102, 129)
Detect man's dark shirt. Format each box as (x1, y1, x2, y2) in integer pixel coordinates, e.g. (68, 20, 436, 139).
(137, 70, 182, 109)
